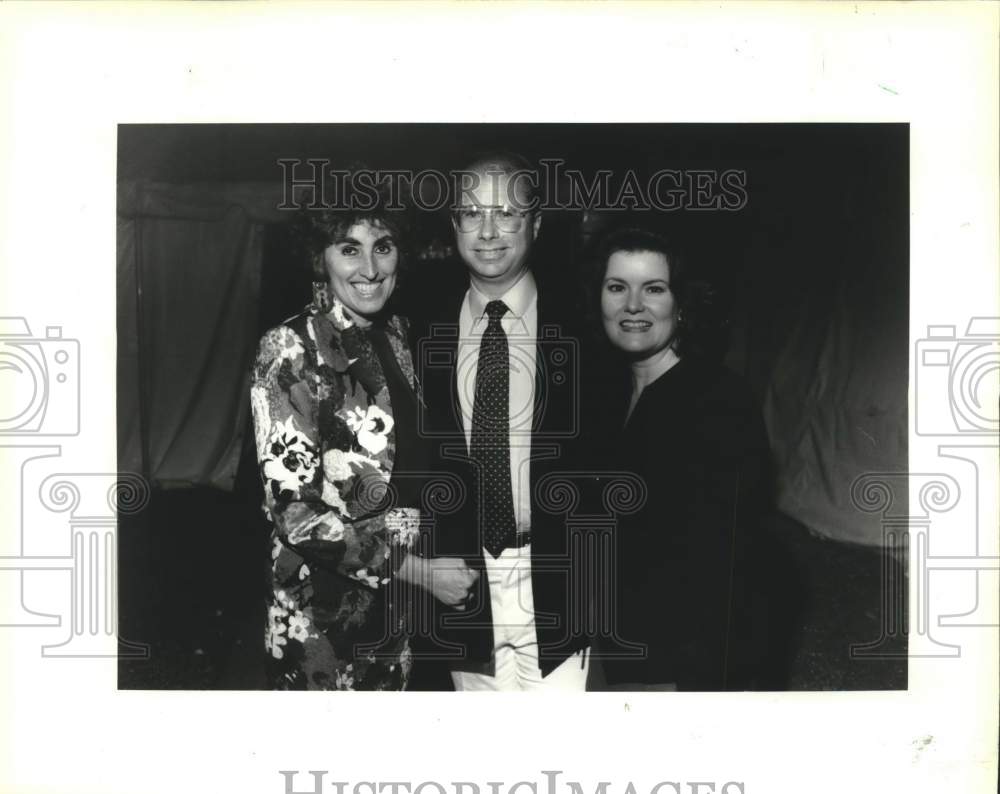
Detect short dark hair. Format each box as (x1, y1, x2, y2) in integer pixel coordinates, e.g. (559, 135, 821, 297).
(583, 226, 726, 361)
(291, 174, 411, 281)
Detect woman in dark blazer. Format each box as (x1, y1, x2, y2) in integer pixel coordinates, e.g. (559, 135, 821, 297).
(584, 227, 772, 691)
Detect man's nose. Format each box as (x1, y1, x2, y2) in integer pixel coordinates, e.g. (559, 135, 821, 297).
(478, 211, 499, 240)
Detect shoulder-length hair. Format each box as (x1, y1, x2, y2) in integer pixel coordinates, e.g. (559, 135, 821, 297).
(583, 226, 727, 361)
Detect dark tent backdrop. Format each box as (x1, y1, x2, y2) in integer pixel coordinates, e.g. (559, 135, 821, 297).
(117, 123, 908, 546)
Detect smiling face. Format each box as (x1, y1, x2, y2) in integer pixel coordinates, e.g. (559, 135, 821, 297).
(322, 221, 399, 326)
(600, 249, 680, 361)
(453, 167, 541, 296)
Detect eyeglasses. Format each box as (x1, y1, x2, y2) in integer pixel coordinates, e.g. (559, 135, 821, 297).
(453, 205, 533, 234)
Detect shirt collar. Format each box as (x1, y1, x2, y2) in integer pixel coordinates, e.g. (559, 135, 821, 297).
(468, 269, 537, 321)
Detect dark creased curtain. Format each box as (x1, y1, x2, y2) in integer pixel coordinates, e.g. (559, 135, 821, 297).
(118, 215, 143, 477)
(118, 181, 272, 490)
(762, 253, 908, 547)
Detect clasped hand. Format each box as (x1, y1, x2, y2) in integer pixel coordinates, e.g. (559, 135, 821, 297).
(398, 555, 479, 610)
(425, 557, 480, 610)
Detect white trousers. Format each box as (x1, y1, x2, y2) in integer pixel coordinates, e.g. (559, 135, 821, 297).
(450, 545, 589, 691)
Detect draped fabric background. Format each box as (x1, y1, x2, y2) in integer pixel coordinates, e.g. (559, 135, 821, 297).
(117, 181, 275, 489)
(762, 271, 908, 545)
(752, 152, 909, 547)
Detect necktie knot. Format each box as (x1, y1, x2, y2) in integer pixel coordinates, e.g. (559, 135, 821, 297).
(485, 300, 509, 324)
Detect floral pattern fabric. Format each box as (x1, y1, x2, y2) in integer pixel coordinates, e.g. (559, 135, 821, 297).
(250, 297, 421, 690)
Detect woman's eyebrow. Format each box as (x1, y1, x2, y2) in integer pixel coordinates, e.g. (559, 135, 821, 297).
(602, 277, 668, 285)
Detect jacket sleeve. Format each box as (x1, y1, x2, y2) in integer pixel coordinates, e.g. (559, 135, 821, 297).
(672, 377, 773, 690)
(250, 324, 414, 588)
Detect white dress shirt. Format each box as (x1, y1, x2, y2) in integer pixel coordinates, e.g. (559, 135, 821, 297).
(457, 271, 538, 534)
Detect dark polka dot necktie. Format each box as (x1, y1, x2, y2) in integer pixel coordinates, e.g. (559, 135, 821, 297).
(471, 300, 517, 558)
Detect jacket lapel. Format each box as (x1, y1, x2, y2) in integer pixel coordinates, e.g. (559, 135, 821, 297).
(416, 288, 468, 448)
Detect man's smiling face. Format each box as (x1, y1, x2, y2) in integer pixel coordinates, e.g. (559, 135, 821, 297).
(453, 167, 541, 296)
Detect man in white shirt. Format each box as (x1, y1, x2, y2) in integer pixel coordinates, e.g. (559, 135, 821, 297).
(413, 153, 590, 691)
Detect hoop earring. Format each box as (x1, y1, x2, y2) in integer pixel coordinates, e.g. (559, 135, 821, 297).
(312, 281, 332, 313)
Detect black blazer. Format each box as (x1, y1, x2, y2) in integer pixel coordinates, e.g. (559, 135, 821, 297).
(588, 356, 773, 690)
(406, 266, 591, 675)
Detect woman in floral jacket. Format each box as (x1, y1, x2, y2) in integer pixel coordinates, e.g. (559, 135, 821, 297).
(250, 194, 477, 690)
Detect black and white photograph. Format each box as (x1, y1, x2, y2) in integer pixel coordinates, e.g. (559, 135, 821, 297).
(1, 3, 997, 794)
(116, 123, 909, 693)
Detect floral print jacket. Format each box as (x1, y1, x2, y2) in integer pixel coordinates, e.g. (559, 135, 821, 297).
(250, 297, 421, 690)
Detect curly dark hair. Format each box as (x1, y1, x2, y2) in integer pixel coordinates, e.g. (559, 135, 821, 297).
(582, 226, 727, 361)
(289, 172, 412, 281)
